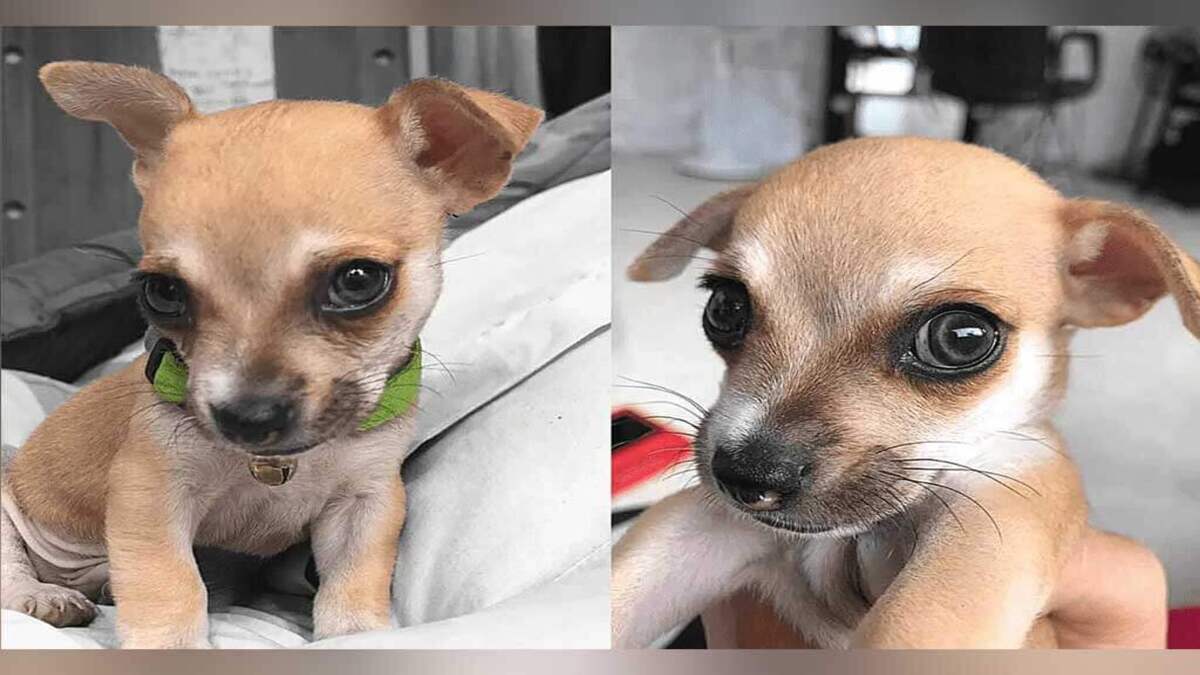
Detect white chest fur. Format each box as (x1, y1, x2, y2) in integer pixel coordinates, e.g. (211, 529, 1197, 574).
(153, 410, 417, 557)
(737, 519, 916, 648)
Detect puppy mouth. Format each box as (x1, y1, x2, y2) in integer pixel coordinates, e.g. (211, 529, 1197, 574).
(702, 479, 837, 535)
(749, 512, 834, 535)
(243, 441, 319, 457)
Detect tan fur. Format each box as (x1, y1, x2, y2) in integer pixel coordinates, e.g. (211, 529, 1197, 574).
(2, 61, 541, 647)
(7, 360, 143, 544)
(311, 474, 407, 636)
(104, 428, 208, 648)
(615, 136, 1196, 648)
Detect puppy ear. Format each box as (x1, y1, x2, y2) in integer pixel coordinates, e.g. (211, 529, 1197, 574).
(1060, 199, 1200, 338)
(378, 78, 543, 214)
(39, 61, 195, 182)
(627, 185, 756, 282)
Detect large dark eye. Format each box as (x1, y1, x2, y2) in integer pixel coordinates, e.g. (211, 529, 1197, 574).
(914, 308, 1001, 370)
(141, 274, 187, 318)
(702, 278, 752, 349)
(324, 260, 393, 313)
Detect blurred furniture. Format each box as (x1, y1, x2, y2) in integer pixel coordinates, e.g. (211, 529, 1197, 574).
(1124, 29, 1200, 205)
(678, 28, 823, 181)
(822, 27, 916, 143)
(917, 27, 1101, 144)
(537, 27, 610, 118)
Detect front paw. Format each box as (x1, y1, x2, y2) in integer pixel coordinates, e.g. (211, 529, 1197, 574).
(119, 617, 212, 649)
(121, 630, 212, 649)
(313, 602, 392, 640)
(123, 634, 213, 649)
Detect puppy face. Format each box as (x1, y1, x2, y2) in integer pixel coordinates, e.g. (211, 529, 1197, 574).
(632, 137, 1200, 536)
(41, 63, 542, 456)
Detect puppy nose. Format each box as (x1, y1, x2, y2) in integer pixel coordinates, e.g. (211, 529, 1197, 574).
(210, 396, 296, 446)
(711, 438, 809, 512)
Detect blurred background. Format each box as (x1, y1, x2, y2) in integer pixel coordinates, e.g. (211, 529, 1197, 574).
(615, 26, 1199, 195)
(611, 26, 1200, 647)
(0, 26, 610, 265)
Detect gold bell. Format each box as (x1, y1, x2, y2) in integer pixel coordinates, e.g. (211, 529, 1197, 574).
(248, 456, 297, 486)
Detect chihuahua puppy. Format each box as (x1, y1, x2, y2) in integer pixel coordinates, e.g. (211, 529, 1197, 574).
(0, 62, 541, 648)
(613, 137, 1198, 648)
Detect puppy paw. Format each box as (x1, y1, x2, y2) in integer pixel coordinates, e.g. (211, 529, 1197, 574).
(119, 621, 212, 649)
(122, 634, 213, 649)
(313, 609, 392, 640)
(3, 581, 97, 627)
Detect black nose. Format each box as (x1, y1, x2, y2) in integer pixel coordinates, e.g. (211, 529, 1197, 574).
(710, 437, 810, 512)
(210, 396, 296, 446)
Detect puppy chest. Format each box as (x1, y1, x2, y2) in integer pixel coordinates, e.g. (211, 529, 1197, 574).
(194, 477, 333, 556)
(187, 430, 409, 556)
(756, 533, 910, 647)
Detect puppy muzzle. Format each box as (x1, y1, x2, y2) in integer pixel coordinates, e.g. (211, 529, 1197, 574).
(709, 434, 812, 512)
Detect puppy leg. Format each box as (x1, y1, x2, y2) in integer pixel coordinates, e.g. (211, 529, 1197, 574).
(851, 454, 1085, 648)
(1, 493, 97, 627)
(612, 486, 771, 648)
(106, 446, 209, 649)
(310, 474, 406, 639)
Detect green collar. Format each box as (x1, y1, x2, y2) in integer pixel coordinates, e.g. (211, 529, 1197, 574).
(145, 337, 422, 432)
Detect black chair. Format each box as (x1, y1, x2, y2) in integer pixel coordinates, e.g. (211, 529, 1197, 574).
(1124, 30, 1200, 203)
(918, 27, 1101, 144)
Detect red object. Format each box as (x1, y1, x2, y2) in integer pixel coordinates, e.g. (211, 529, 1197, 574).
(1168, 607, 1200, 648)
(612, 407, 694, 496)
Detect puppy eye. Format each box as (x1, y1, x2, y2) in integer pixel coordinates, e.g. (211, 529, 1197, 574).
(702, 278, 752, 349)
(913, 307, 1001, 371)
(141, 274, 187, 318)
(323, 260, 393, 314)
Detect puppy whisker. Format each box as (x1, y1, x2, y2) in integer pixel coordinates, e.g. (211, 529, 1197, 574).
(615, 377, 709, 418)
(72, 242, 138, 267)
(995, 429, 1067, 457)
(880, 470, 1003, 542)
(616, 399, 705, 424)
(418, 348, 460, 383)
(117, 399, 180, 429)
(635, 253, 718, 265)
(860, 473, 921, 553)
(872, 439, 968, 455)
(891, 457, 1041, 497)
(636, 414, 701, 432)
(621, 227, 711, 249)
(878, 470, 967, 534)
(660, 464, 702, 483)
(432, 251, 488, 268)
(906, 247, 980, 295)
(649, 195, 722, 237)
(633, 445, 697, 460)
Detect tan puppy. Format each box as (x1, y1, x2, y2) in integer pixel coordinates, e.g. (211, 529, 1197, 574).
(613, 137, 1198, 648)
(0, 61, 541, 648)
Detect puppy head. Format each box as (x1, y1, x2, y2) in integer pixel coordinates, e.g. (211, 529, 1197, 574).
(632, 137, 1200, 536)
(41, 61, 542, 455)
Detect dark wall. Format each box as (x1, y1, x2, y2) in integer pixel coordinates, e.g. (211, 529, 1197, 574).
(1, 27, 160, 267)
(272, 28, 409, 105)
